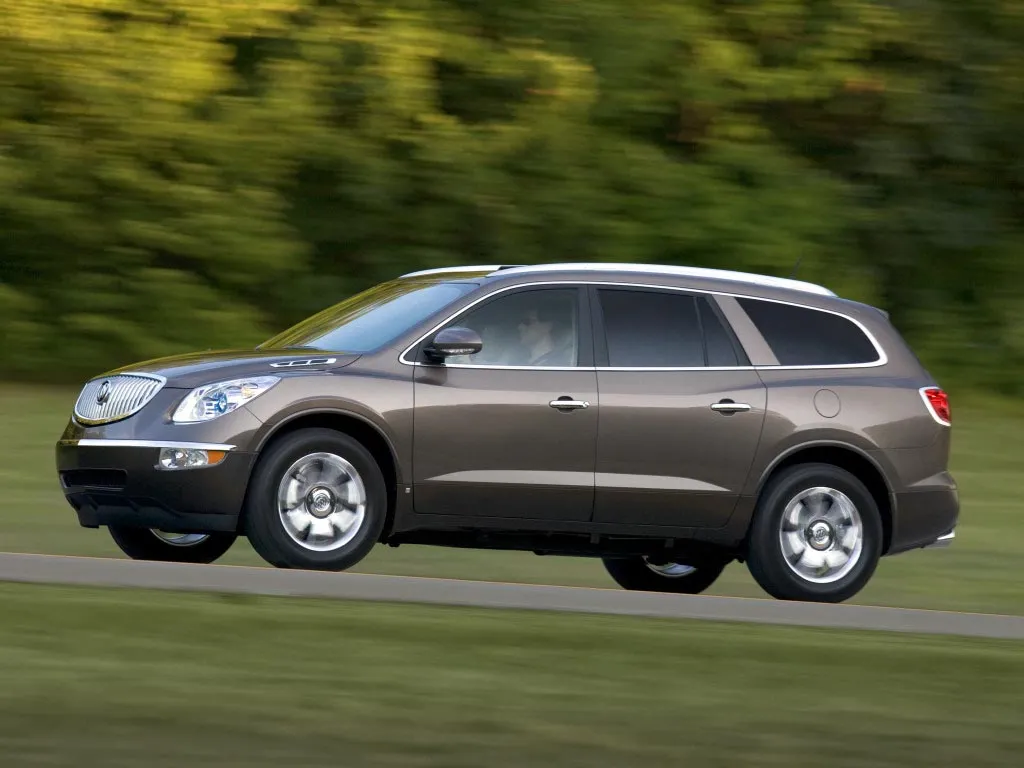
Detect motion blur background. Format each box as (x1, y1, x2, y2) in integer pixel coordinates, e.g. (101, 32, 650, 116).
(4, 0, 1024, 390)
(0, 1, 1022, 766)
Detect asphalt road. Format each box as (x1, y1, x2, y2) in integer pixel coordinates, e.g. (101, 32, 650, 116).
(0, 552, 1021, 639)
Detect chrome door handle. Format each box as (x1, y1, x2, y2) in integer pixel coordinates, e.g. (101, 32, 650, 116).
(711, 400, 751, 414)
(550, 398, 589, 411)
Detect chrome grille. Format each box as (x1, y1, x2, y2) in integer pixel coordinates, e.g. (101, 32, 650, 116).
(73, 374, 166, 425)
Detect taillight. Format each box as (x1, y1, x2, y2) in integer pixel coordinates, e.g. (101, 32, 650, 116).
(920, 387, 951, 426)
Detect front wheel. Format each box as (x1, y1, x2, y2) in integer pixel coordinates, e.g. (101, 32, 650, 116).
(602, 555, 730, 594)
(243, 428, 387, 570)
(108, 526, 237, 564)
(745, 463, 883, 603)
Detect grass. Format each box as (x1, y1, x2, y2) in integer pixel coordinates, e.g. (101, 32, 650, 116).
(0, 582, 1020, 767)
(2, 383, 1022, 614)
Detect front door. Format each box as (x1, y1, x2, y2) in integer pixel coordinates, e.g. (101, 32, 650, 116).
(589, 285, 767, 528)
(412, 285, 598, 522)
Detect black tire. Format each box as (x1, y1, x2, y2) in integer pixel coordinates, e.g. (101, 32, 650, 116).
(243, 428, 387, 570)
(108, 525, 237, 564)
(602, 555, 729, 595)
(746, 463, 883, 603)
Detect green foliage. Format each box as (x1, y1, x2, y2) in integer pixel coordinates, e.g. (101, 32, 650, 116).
(0, 0, 1021, 389)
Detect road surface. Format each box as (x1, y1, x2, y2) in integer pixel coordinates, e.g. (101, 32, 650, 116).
(0, 552, 1020, 639)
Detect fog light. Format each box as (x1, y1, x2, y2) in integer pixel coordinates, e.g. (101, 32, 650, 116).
(157, 447, 227, 470)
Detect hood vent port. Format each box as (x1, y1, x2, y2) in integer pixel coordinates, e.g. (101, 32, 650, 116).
(269, 358, 337, 368)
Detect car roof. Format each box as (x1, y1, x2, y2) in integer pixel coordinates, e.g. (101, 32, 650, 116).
(399, 262, 837, 298)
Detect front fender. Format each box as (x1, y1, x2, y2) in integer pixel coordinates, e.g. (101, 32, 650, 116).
(242, 373, 413, 482)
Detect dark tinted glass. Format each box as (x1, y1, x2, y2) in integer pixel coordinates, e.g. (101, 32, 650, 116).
(737, 298, 879, 366)
(261, 280, 477, 353)
(699, 298, 744, 367)
(599, 289, 704, 367)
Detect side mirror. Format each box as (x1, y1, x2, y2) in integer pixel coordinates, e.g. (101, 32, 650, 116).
(424, 327, 483, 360)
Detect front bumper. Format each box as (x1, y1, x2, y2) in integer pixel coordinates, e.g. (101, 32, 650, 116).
(56, 438, 255, 534)
(55, 384, 265, 533)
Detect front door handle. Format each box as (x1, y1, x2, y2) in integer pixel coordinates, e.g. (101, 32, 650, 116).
(711, 399, 751, 414)
(550, 396, 589, 411)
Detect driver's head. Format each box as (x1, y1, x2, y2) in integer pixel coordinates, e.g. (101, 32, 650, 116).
(518, 308, 553, 347)
(517, 295, 566, 348)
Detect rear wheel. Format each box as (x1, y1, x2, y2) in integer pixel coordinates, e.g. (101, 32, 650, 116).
(602, 554, 730, 594)
(108, 526, 237, 564)
(745, 463, 883, 603)
(243, 428, 387, 570)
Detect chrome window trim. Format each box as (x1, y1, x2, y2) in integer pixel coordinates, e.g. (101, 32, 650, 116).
(72, 372, 168, 426)
(397, 280, 888, 371)
(722, 293, 887, 370)
(61, 439, 237, 451)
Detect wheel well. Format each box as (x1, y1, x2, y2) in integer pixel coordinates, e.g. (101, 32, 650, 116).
(757, 446, 894, 553)
(247, 412, 399, 541)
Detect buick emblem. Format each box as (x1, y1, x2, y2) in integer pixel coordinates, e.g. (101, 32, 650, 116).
(96, 380, 112, 405)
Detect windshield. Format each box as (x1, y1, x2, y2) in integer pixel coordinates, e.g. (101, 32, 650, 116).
(260, 280, 479, 353)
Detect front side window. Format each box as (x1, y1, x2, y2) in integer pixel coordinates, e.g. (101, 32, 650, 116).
(597, 288, 705, 367)
(442, 288, 580, 367)
(260, 280, 478, 354)
(736, 297, 880, 366)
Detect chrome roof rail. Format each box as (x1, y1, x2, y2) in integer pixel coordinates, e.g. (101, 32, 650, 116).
(400, 265, 516, 278)
(488, 262, 837, 297)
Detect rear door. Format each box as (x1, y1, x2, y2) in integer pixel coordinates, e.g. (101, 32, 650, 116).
(590, 285, 767, 528)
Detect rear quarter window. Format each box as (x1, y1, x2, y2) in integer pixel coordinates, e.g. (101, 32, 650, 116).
(736, 298, 881, 366)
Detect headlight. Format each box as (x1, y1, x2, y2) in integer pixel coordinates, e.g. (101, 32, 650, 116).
(171, 376, 280, 424)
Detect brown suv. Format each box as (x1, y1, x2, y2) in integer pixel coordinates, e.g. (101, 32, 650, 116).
(55, 263, 958, 603)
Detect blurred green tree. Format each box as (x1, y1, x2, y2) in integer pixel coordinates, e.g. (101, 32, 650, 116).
(0, 1, 308, 376)
(0, 0, 1020, 391)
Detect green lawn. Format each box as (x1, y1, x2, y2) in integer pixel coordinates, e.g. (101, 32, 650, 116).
(0, 583, 1020, 767)
(2, 384, 1021, 614)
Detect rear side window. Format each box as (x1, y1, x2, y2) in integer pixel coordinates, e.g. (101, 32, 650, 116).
(736, 298, 880, 366)
(699, 299, 745, 367)
(596, 289, 748, 368)
(598, 289, 704, 367)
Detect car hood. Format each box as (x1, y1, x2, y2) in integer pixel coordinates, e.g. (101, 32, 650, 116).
(102, 349, 361, 388)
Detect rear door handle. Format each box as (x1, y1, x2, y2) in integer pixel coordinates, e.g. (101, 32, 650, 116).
(550, 397, 589, 411)
(711, 399, 751, 414)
